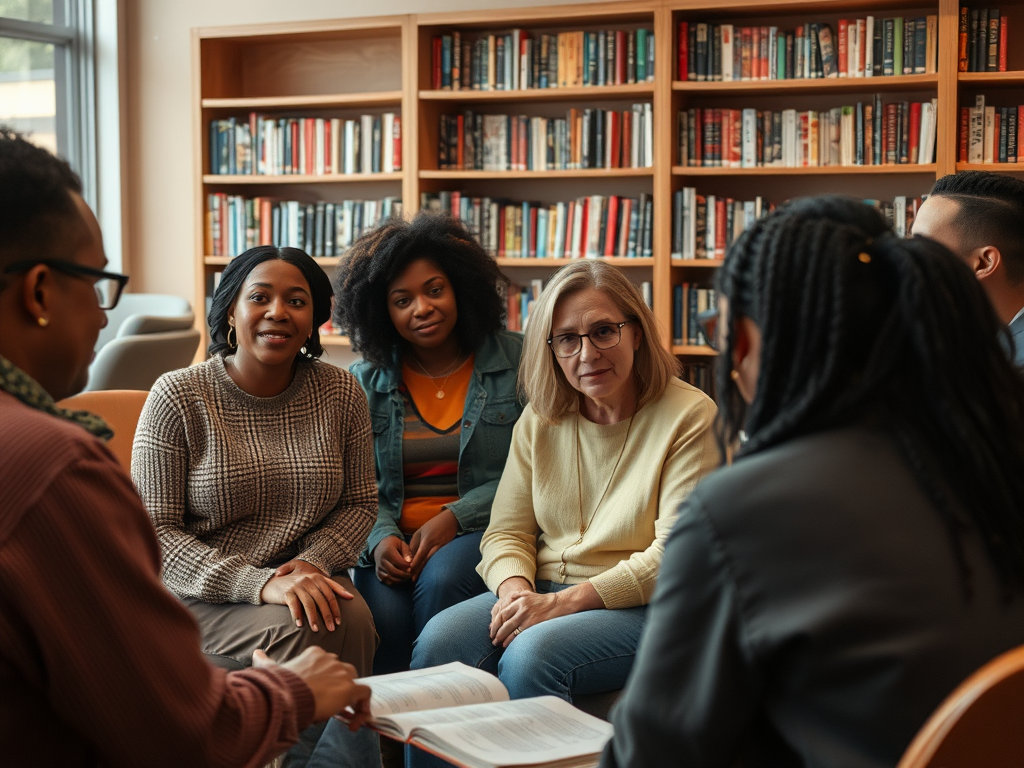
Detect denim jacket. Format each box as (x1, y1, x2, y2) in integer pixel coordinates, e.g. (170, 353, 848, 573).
(351, 330, 524, 566)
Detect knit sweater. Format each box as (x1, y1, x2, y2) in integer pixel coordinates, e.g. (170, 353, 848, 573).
(132, 355, 376, 605)
(479, 378, 718, 609)
(0, 389, 314, 768)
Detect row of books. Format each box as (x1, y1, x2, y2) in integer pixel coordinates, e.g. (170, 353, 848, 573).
(959, 97, 1022, 164)
(671, 190, 773, 261)
(679, 362, 715, 397)
(506, 278, 653, 333)
(421, 191, 654, 260)
(205, 193, 402, 258)
(678, 15, 937, 82)
(431, 28, 655, 91)
(208, 113, 402, 176)
(959, 8, 1010, 72)
(673, 284, 717, 347)
(438, 105, 654, 171)
(677, 98, 937, 168)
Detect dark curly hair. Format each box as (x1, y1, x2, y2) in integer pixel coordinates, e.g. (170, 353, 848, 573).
(333, 212, 508, 369)
(717, 194, 1024, 595)
(208, 245, 333, 359)
(0, 127, 84, 286)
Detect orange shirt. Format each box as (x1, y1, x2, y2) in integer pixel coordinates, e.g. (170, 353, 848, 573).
(398, 356, 474, 534)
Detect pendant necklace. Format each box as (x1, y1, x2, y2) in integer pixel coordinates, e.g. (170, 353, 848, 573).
(410, 352, 465, 399)
(574, 408, 635, 536)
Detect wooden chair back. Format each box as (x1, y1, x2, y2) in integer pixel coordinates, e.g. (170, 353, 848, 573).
(57, 389, 150, 473)
(897, 643, 1024, 768)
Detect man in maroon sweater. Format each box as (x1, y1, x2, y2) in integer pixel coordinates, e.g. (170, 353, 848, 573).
(0, 127, 372, 767)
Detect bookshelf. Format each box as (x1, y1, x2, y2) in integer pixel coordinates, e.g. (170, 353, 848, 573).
(191, 0, 1023, 378)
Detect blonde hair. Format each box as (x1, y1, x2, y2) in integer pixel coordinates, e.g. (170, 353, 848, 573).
(519, 261, 680, 424)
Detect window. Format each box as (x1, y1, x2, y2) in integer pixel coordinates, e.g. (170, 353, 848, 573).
(0, 0, 96, 201)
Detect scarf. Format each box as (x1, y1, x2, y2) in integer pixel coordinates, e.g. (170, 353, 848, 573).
(0, 355, 113, 440)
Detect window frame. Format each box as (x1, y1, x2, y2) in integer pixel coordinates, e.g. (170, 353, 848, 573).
(0, 0, 98, 205)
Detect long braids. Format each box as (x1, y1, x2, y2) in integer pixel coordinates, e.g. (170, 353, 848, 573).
(718, 195, 1024, 596)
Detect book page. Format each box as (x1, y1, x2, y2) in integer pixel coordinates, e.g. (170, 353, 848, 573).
(400, 696, 614, 768)
(362, 662, 509, 719)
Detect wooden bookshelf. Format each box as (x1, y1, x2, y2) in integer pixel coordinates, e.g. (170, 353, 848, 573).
(190, 0, 1023, 379)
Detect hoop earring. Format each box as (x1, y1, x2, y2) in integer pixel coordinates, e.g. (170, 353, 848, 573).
(227, 326, 237, 350)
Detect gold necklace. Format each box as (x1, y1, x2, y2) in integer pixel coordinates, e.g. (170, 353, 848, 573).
(574, 408, 635, 537)
(409, 352, 465, 399)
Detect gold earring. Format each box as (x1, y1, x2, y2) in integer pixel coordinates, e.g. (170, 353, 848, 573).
(227, 326, 237, 349)
(37, 316, 49, 327)
(730, 369, 740, 382)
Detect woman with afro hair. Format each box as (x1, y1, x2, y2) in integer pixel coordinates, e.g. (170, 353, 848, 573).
(333, 212, 524, 676)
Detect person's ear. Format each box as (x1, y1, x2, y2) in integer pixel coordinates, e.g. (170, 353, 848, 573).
(631, 322, 642, 351)
(20, 264, 54, 327)
(974, 245, 1001, 281)
(730, 315, 762, 406)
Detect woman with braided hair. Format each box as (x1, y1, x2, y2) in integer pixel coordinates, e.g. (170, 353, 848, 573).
(600, 195, 1024, 768)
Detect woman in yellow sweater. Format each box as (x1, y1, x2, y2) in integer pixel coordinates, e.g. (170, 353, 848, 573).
(411, 260, 718, 706)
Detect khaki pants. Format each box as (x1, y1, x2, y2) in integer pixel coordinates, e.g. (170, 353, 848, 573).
(184, 573, 376, 675)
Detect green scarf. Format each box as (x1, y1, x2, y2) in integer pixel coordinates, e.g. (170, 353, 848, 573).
(0, 355, 113, 440)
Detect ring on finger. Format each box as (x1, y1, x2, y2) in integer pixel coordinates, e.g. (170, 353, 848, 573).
(513, 627, 522, 636)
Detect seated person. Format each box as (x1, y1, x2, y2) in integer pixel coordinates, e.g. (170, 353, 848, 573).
(911, 171, 1024, 364)
(600, 196, 1024, 768)
(0, 127, 370, 767)
(412, 260, 718, 709)
(333, 213, 523, 676)
(132, 245, 379, 767)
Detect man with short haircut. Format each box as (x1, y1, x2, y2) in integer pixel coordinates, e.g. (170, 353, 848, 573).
(0, 128, 371, 767)
(912, 171, 1024, 365)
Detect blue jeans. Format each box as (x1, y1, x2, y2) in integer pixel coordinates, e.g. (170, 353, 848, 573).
(353, 530, 487, 675)
(406, 581, 646, 767)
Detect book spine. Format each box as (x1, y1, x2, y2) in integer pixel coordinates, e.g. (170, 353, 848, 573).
(987, 11, 1000, 72)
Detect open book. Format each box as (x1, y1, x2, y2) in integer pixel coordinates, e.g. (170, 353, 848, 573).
(354, 662, 614, 768)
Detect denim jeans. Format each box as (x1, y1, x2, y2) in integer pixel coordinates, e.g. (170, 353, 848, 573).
(353, 530, 488, 675)
(405, 581, 647, 767)
(285, 719, 380, 768)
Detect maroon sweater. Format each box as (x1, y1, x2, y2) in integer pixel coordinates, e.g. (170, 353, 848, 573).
(0, 392, 315, 767)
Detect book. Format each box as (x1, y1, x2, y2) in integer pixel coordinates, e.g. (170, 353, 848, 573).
(355, 663, 613, 768)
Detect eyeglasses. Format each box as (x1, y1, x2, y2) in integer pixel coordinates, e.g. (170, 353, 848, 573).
(697, 308, 720, 351)
(3, 259, 129, 310)
(548, 320, 632, 358)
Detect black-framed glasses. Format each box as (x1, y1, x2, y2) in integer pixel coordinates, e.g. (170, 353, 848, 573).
(3, 259, 129, 310)
(697, 308, 720, 351)
(548, 320, 632, 358)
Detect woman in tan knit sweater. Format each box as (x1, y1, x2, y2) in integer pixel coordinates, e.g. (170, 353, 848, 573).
(411, 261, 719, 710)
(132, 246, 379, 767)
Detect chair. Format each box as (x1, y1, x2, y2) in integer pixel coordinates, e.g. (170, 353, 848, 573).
(87, 293, 200, 392)
(897, 643, 1024, 768)
(56, 390, 150, 473)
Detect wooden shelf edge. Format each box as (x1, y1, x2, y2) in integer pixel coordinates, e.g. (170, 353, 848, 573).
(673, 345, 718, 357)
(957, 71, 1024, 85)
(321, 334, 351, 346)
(494, 257, 654, 266)
(955, 163, 1024, 172)
(420, 168, 654, 179)
(672, 164, 938, 176)
(202, 92, 403, 109)
(671, 259, 722, 267)
(673, 73, 938, 93)
(420, 83, 655, 102)
(205, 256, 342, 266)
(203, 173, 403, 184)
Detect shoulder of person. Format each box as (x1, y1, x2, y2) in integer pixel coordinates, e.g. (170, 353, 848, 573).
(0, 397, 123, 540)
(491, 329, 525, 359)
(654, 377, 718, 421)
(149, 356, 219, 401)
(304, 358, 362, 396)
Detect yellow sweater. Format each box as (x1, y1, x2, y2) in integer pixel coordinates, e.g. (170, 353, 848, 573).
(478, 378, 718, 609)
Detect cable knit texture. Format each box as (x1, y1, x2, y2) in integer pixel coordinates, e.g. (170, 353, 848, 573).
(132, 355, 376, 605)
(479, 378, 718, 609)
